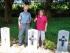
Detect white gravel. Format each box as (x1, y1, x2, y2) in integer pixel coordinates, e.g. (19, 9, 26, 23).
(0, 44, 54, 53)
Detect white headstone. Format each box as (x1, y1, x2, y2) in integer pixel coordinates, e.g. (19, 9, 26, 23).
(56, 30, 69, 53)
(1, 27, 10, 48)
(28, 29, 38, 49)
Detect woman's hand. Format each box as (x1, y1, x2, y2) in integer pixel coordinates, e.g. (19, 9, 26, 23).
(45, 29, 46, 32)
(34, 18, 37, 22)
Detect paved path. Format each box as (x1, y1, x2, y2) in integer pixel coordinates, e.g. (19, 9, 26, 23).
(0, 44, 54, 53)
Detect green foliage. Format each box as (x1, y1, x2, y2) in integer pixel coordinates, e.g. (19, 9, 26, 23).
(51, 2, 70, 10)
(30, 2, 44, 10)
(12, 4, 23, 17)
(29, 2, 45, 17)
(44, 40, 56, 50)
(12, 4, 22, 10)
(12, 3, 44, 17)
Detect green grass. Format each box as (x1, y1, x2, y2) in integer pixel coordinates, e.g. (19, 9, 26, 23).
(0, 17, 70, 48)
(47, 17, 70, 44)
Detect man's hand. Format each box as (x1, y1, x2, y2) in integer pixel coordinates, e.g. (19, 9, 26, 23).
(18, 16, 22, 30)
(18, 23, 22, 30)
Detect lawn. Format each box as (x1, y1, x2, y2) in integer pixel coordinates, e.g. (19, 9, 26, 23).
(0, 17, 70, 49)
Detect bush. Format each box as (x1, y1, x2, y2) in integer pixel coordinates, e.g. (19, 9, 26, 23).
(50, 2, 70, 17)
(44, 40, 56, 50)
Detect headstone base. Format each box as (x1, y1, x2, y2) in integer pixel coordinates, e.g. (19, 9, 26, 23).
(27, 45, 37, 49)
(55, 50, 69, 53)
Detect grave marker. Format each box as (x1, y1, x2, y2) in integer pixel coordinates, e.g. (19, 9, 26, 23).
(28, 29, 38, 49)
(56, 30, 69, 53)
(1, 27, 10, 48)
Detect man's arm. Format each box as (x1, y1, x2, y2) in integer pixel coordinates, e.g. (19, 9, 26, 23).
(18, 15, 22, 30)
(18, 16, 21, 25)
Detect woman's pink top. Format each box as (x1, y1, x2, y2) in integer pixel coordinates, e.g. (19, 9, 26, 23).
(36, 15, 48, 31)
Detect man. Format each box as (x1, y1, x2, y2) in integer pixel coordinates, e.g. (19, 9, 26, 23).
(18, 3, 32, 46)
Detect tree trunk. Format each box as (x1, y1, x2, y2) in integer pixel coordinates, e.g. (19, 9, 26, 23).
(4, 0, 12, 25)
(44, 0, 52, 10)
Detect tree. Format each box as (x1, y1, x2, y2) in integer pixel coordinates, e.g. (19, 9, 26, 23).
(44, 0, 53, 17)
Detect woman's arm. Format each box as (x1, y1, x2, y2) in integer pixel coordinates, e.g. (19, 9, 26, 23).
(45, 22, 48, 32)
